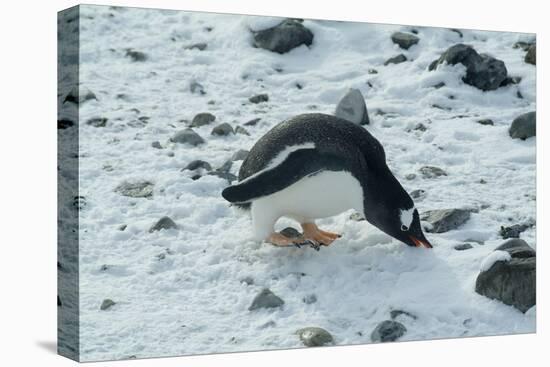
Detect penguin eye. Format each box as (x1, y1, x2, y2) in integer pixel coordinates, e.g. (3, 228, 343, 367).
(401, 224, 409, 231)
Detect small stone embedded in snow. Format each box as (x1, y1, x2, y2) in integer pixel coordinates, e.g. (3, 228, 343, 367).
(231, 149, 249, 161)
(125, 49, 148, 62)
(151, 141, 162, 149)
(211, 123, 235, 136)
(525, 45, 536, 65)
(115, 181, 154, 198)
(100, 299, 116, 311)
(244, 118, 261, 126)
(149, 216, 178, 233)
(421, 208, 472, 233)
(419, 166, 447, 179)
(384, 54, 407, 65)
(509, 111, 536, 140)
(370, 320, 407, 342)
(303, 294, 317, 304)
(391, 32, 420, 50)
(190, 112, 216, 127)
(86, 117, 108, 127)
(190, 81, 206, 95)
(480, 250, 512, 272)
(248, 288, 284, 311)
(334, 88, 370, 125)
(185, 42, 207, 51)
(235, 126, 250, 136)
(63, 85, 97, 104)
(252, 19, 314, 54)
(297, 327, 334, 347)
(454, 243, 473, 251)
(249, 93, 269, 104)
(183, 160, 212, 171)
(170, 128, 205, 146)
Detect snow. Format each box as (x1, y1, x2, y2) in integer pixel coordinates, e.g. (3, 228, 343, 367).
(480, 250, 512, 272)
(67, 5, 536, 362)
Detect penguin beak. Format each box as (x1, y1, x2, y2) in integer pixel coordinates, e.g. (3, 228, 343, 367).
(409, 235, 433, 249)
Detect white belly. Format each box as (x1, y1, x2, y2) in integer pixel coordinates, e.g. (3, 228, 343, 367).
(253, 170, 364, 223)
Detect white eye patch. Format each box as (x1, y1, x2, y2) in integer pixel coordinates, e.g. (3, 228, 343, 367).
(400, 207, 415, 231)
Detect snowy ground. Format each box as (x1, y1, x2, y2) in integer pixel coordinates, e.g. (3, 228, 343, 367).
(70, 5, 535, 361)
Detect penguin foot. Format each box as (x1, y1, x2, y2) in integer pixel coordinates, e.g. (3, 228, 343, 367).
(266, 233, 313, 248)
(301, 223, 339, 246)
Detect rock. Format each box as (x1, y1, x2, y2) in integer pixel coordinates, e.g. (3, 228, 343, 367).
(100, 299, 116, 310)
(58, 119, 74, 129)
(454, 243, 473, 251)
(335, 88, 370, 125)
(428, 44, 508, 91)
(249, 93, 269, 104)
(57, 295, 62, 307)
(240, 276, 254, 285)
(63, 86, 97, 104)
(477, 119, 494, 126)
(405, 173, 417, 180)
(235, 126, 250, 135)
(149, 216, 178, 232)
(303, 294, 317, 304)
(183, 160, 212, 171)
(151, 141, 162, 149)
(125, 49, 147, 62)
(297, 327, 334, 347)
(370, 320, 407, 342)
(513, 41, 533, 51)
(499, 224, 532, 239)
(190, 81, 206, 95)
(475, 240, 535, 313)
(421, 208, 472, 233)
(248, 288, 284, 311)
(384, 54, 407, 66)
(349, 212, 366, 222)
(118, 224, 127, 231)
(368, 68, 378, 74)
(185, 42, 207, 51)
(170, 128, 205, 146)
(115, 181, 154, 198)
(390, 310, 417, 320)
(409, 189, 426, 199)
(190, 112, 216, 127)
(252, 19, 314, 54)
(450, 28, 463, 38)
(211, 123, 234, 136)
(509, 111, 536, 140)
(419, 166, 447, 179)
(231, 149, 249, 161)
(391, 32, 420, 50)
(86, 117, 107, 127)
(244, 118, 261, 126)
(432, 82, 446, 89)
(413, 123, 427, 132)
(525, 44, 536, 65)
(279, 227, 302, 238)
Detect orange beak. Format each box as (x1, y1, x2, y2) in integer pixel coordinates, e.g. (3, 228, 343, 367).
(409, 236, 433, 249)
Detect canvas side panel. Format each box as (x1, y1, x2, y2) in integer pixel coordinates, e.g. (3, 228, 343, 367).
(57, 5, 80, 362)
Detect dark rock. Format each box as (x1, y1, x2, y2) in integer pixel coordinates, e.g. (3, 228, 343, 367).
(190, 81, 206, 95)
(57, 295, 62, 307)
(249, 93, 269, 104)
(211, 123, 235, 136)
(235, 126, 250, 135)
(63, 86, 97, 104)
(248, 288, 284, 310)
(477, 119, 494, 126)
(499, 224, 532, 239)
(409, 189, 426, 199)
(450, 28, 463, 38)
(525, 44, 536, 65)
(170, 128, 205, 146)
(252, 19, 314, 54)
(384, 54, 407, 66)
(370, 320, 407, 342)
(513, 41, 533, 51)
(149, 216, 178, 232)
(183, 160, 212, 171)
(335, 88, 370, 125)
(185, 42, 207, 51)
(279, 227, 302, 238)
(405, 173, 417, 180)
(115, 181, 154, 198)
(303, 294, 317, 304)
(100, 299, 116, 310)
(475, 242, 535, 313)
(509, 111, 536, 140)
(86, 117, 108, 127)
(151, 141, 162, 149)
(297, 327, 334, 347)
(391, 32, 420, 50)
(231, 149, 249, 161)
(125, 49, 148, 62)
(433, 82, 446, 89)
(390, 310, 417, 320)
(421, 208, 472, 233)
(368, 68, 378, 74)
(190, 112, 216, 127)
(118, 224, 127, 231)
(244, 118, 261, 126)
(429, 44, 508, 91)
(495, 239, 536, 258)
(454, 243, 474, 251)
(413, 123, 427, 132)
(58, 119, 74, 129)
(349, 212, 366, 221)
(420, 166, 447, 179)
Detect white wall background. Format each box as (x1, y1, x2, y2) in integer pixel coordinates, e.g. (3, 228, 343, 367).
(0, 0, 546, 366)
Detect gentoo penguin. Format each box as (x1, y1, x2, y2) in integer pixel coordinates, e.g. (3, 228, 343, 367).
(222, 113, 432, 250)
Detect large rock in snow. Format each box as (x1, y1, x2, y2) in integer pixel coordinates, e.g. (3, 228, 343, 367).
(391, 32, 420, 50)
(190, 112, 216, 127)
(297, 327, 334, 347)
(509, 111, 536, 140)
(429, 44, 508, 91)
(248, 288, 284, 311)
(421, 208, 472, 233)
(525, 44, 536, 65)
(335, 88, 370, 125)
(475, 239, 536, 313)
(252, 19, 314, 54)
(370, 320, 407, 342)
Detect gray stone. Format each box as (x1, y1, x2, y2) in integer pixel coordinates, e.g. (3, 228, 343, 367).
(499, 224, 532, 239)
(249, 94, 269, 104)
(384, 54, 407, 66)
(211, 123, 235, 136)
(513, 41, 533, 51)
(183, 160, 212, 172)
(279, 227, 302, 238)
(63, 86, 97, 104)
(185, 43, 207, 51)
(370, 320, 407, 342)
(420, 166, 447, 179)
(244, 118, 261, 126)
(125, 49, 147, 62)
(429, 44, 508, 91)
(190, 81, 206, 95)
(100, 299, 116, 310)
(231, 149, 249, 161)
(509, 111, 536, 140)
(297, 327, 334, 347)
(475, 240, 535, 312)
(335, 88, 370, 125)
(303, 294, 317, 304)
(409, 189, 426, 200)
(190, 112, 216, 127)
(454, 243, 473, 251)
(115, 181, 154, 198)
(477, 119, 494, 126)
(421, 208, 472, 233)
(86, 117, 107, 127)
(170, 128, 205, 146)
(405, 173, 417, 180)
(390, 310, 417, 320)
(235, 126, 250, 136)
(525, 44, 536, 65)
(149, 216, 178, 232)
(391, 32, 420, 50)
(252, 19, 314, 54)
(151, 141, 162, 149)
(248, 288, 284, 311)
(349, 212, 366, 222)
